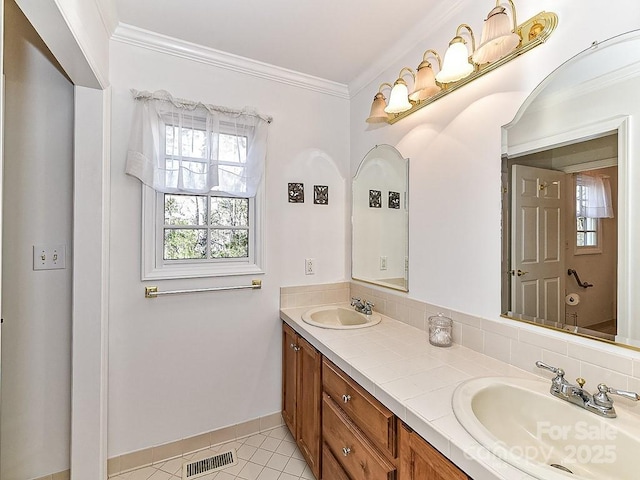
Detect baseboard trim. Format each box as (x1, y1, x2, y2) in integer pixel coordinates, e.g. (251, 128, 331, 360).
(33, 470, 70, 480)
(107, 412, 283, 477)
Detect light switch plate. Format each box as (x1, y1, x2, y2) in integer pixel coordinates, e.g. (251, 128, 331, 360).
(33, 244, 66, 270)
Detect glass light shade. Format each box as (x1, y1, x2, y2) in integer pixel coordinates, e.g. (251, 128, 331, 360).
(472, 7, 520, 64)
(366, 93, 389, 123)
(408, 63, 441, 102)
(384, 80, 412, 114)
(435, 40, 474, 84)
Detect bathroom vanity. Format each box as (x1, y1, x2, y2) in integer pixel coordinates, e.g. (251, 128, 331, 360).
(281, 309, 473, 480)
(283, 322, 468, 480)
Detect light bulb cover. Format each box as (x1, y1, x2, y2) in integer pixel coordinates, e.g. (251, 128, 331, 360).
(436, 39, 474, 84)
(409, 61, 441, 101)
(473, 6, 521, 64)
(384, 79, 412, 114)
(366, 92, 389, 123)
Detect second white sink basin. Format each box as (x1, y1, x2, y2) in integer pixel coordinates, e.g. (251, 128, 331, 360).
(453, 377, 640, 480)
(301, 306, 381, 329)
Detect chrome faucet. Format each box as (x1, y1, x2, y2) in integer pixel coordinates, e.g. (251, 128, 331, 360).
(350, 297, 374, 315)
(536, 361, 640, 418)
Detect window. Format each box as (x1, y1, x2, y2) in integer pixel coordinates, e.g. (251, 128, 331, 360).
(163, 194, 251, 261)
(141, 118, 264, 280)
(575, 179, 600, 253)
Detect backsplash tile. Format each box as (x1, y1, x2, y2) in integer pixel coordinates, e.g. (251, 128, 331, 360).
(280, 280, 640, 419)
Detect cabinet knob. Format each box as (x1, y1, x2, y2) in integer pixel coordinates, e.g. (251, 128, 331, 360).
(342, 394, 351, 403)
(290, 343, 300, 351)
(342, 447, 351, 456)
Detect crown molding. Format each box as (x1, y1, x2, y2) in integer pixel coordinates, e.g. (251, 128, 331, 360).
(112, 23, 350, 99)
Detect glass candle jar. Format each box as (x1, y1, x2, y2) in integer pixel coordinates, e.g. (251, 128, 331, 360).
(428, 313, 453, 347)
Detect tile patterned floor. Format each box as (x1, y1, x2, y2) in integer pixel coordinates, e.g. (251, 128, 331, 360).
(110, 425, 316, 480)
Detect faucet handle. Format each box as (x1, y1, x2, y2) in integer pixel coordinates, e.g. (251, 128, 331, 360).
(535, 361, 565, 377)
(350, 297, 361, 305)
(364, 300, 374, 307)
(576, 378, 586, 388)
(594, 383, 640, 407)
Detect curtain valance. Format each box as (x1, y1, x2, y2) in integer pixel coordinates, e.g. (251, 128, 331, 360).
(126, 89, 271, 197)
(576, 172, 614, 219)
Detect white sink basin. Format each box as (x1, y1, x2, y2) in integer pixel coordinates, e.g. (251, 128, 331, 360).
(301, 306, 381, 329)
(453, 377, 640, 480)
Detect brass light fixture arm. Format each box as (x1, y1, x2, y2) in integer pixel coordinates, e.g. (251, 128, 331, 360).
(421, 49, 442, 70)
(495, 0, 518, 32)
(397, 67, 416, 83)
(456, 23, 477, 52)
(378, 82, 393, 93)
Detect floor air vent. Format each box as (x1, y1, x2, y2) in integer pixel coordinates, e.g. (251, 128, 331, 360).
(182, 449, 237, 479)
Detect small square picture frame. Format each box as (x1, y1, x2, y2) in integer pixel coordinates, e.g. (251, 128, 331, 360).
(288, 182, 304, 203)
(314, 185, 329, 205)
(369, 189, 382, 208)
(388, 191, 400, 209)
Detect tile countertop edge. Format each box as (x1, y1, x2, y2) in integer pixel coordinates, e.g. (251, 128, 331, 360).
(280, 305, 538, 480)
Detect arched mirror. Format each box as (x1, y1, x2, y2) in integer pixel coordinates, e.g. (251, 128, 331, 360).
(501, 30, 640, 349)
(352, 145, 409, 291)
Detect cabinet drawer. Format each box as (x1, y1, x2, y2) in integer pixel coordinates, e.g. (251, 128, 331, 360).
(322, 443, 351, 480)
(323, 394, 395, 480)
(323, 359, 396, 457)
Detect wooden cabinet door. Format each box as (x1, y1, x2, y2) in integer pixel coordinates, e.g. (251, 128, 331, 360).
(399, 423, 468, 480)
(282, 323, 298, 436)
(323, 394, 396, 480)
(296, 335, 322, 479)
(323, 443, 351, 480)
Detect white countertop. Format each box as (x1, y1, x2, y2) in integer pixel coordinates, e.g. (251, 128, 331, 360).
(280, 304, 542, 480)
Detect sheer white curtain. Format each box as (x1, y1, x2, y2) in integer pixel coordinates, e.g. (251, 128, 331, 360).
(126, 90, 271, 196)
(576, 172, 614, 218)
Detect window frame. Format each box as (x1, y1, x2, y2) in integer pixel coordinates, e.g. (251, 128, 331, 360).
(574, 178, 602, 255)
(140, 116, 265, 281)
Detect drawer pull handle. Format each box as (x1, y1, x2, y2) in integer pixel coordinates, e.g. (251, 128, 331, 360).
(342, 394, 351, 403)
(342, 447, 351, 456)
(290, 343, 300, 352)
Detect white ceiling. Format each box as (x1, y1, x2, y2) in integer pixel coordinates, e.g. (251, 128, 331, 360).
(113, 0, 464, 88)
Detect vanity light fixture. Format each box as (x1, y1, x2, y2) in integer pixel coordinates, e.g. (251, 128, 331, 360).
(365, 3, 558, 125)
(408, 50, 442, 102)
(473, 0, 521, 64)
(366, 83, 393, 123)
(384, 68, 415, 114)
(436, 24, 476, 84)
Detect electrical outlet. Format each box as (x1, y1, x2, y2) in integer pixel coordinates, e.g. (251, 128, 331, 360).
(380, 256, 388, 270)
(33, 244, 66, 271)
(305, 258, 315, 275)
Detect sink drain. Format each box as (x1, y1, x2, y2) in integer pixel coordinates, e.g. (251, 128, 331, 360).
(550, 464, 573, 474)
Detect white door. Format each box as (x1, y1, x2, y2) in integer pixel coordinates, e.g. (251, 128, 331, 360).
(511, 165, 565, 322)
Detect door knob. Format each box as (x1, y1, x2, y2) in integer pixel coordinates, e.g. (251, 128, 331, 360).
(510, 269, 529, 276)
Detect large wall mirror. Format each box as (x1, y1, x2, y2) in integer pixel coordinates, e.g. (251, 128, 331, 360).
(352, 144, 409, 291)
(501, 30, 640, 349)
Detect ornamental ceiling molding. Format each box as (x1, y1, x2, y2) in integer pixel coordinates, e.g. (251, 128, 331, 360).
(112, 23, 351, 100)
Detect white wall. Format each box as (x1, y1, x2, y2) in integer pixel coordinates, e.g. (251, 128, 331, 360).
(108, 40, 349, 456)
(1, 1, 74, 478)
(350, 0, 640, 322)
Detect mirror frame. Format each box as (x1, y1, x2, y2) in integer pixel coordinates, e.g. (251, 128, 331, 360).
(500, 30, 640, 351)
(351, 144, 409, 292)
